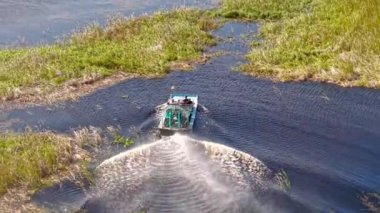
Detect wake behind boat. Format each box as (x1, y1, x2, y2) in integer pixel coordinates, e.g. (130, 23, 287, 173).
(158, 93, 198, 135)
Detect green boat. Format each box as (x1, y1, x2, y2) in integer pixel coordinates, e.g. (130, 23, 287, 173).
(158, 93, 198, 135)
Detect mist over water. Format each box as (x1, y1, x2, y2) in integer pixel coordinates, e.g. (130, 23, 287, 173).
(86, 134, 281, 213)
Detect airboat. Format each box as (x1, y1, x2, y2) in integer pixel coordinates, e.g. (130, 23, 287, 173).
(157, 93, 198, 135)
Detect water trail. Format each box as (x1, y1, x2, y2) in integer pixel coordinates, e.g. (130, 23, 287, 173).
(197, 103, 210, 113)
(85, 134, 273, 212)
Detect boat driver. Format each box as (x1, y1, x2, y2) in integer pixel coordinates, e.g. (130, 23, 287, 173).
(182, 96, 192, 104)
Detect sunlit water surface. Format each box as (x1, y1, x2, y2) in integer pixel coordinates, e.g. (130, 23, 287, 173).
(0, 4, 380, 213)
(0, 0, 217, 47)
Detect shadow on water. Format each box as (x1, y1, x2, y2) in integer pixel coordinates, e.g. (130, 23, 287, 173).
(1, 22, 380, 212)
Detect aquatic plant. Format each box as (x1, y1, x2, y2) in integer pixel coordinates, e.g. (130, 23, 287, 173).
(107, 126, 135, 148)
(274, 170, 291, 191)
(0, 128, 106, 199)
(0, 132, 72, 195)
(220, 0, 380, 88)
(217, 0, 311, 20)
(112, 134, 134, 148)
(73, 126, 103, 148)
(361, 193, 380, 212)
(0, 0, 378, 102)
(0, 9, 217, 98)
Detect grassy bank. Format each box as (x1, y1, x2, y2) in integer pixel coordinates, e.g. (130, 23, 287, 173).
(0, 132, 73, 195)
(220, 0, 380, 88)
(217, 0, 312, 20)
(1, 1, 378, 100)
(0, 127, 118, 212)
(0, 9, 217, 98)
(0, 127, 106, 197)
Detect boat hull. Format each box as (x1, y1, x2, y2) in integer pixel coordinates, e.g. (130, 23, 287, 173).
(158, 128, 190, 136)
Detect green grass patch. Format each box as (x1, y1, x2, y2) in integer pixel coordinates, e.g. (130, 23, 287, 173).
(107, 126, 135, 149)
(0, 132, 73, 195)
(0, 9, 217, 97)
(112, 134, 135, 148)
(1, 1, 378, 94)
(224, 0, 380, 88)
(217, 0, 312, 20)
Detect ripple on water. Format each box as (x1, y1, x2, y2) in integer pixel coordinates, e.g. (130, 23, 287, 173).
(2, 21, 379, 212)
(32, 180, 87, 212)
(85, 134, 273, 213)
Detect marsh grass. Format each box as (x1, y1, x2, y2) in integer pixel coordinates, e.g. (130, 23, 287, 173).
(226, 0, 380, 88)
(1, 1, 378, 100)
(217, 0, 380, 88)
(74, 126, 103, 149)
(0, 9, 217, 98)
(217, 0, 312, 20)
(0, 132, 72, 195)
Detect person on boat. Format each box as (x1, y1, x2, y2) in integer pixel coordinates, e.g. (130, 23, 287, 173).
(167, 98, 177, 105)
(167, 98, 173, 104)
(182, 96, 192, 105)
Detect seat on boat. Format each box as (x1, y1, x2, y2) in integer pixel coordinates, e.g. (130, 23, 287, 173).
(164, 108, 189, 129)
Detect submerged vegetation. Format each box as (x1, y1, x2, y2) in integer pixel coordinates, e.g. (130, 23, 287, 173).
(0, 9, 217, 98)
(220, 0, 380, 88)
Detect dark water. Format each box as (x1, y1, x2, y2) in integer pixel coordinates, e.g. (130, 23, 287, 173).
(1, 21, 380, 212)
(0, 0, 217, 47)
(32, 180, 88, 212)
